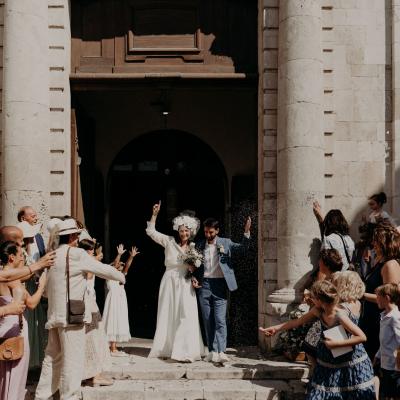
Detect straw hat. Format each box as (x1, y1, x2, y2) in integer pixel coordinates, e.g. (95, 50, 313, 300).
(56, 219, 82, 236)
(17, 221, 37, 239)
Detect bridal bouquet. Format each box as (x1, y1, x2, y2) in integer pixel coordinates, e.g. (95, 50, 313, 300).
(179, 243, 203, 279)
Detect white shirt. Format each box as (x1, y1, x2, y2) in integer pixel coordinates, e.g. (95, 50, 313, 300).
(321, 233, 355, 270)
(30, 238, 40, 263)
(376, 306, 400, 371)
(45, 245, 125, 329)
(204, 240, 224, 278)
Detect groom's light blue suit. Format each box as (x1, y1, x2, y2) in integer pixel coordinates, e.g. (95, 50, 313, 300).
(195, 236, 249, 353)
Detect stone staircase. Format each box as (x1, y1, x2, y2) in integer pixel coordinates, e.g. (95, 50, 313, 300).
(82, 340, 308, 400)
(26, 339, 309, 400)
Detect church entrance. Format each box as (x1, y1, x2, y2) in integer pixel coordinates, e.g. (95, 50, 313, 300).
(108, 130, 227, 338)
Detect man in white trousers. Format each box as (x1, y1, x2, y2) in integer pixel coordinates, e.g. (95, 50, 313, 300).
(35, 218, 125, 400)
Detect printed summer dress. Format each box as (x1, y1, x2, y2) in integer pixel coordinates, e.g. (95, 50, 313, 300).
(306, 307, 375, 400)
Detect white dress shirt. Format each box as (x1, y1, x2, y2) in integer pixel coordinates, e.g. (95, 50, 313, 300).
(45, 245, 125, 329)
(204, 239, 224, 278)
(376, 306, 400, 370)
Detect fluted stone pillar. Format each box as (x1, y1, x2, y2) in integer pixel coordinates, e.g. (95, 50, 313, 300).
(267, 0, 324, 311)
(2, 0, 50, 224)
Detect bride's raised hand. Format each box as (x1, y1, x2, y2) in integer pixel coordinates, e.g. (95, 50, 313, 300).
(152, 201, 161, 216)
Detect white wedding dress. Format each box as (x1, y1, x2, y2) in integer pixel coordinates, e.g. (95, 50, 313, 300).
(146, 222, 205, 362)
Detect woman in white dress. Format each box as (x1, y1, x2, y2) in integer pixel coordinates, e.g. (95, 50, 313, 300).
(146, 202, 205, 362)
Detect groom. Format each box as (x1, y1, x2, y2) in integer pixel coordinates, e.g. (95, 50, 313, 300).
(194, 216, 251, 363)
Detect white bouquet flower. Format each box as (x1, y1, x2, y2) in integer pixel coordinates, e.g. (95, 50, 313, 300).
(179, 243, 204, 279)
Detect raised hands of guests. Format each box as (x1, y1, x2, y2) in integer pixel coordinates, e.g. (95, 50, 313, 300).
(312, 200, 323, 223)
(116, 244, 126, 256)
(259, 326, 278, 337)
(152, 201, 161, 217)
(34, 251, 56, 271)
(128, 246, 140, 258)
(244, 216, 251, 233)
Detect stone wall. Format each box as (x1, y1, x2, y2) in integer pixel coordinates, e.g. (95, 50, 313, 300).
(323, 0, 389, 233)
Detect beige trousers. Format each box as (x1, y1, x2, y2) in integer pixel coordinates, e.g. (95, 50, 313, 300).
(35, 325, 85, 400)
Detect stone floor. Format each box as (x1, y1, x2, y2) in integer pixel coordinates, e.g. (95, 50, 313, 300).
(26, 338, 309, 400)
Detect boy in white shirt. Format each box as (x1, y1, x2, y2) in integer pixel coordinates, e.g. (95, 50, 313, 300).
(375, 283, 400, 399)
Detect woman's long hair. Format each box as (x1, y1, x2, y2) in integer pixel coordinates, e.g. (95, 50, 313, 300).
(323, 209, 350, 236)
(372, 222, 400, 260)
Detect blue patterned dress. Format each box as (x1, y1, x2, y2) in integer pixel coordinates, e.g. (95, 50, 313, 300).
(306, 307, 375, 400)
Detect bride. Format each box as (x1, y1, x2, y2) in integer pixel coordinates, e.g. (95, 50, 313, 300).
(146, 202, 205, 362)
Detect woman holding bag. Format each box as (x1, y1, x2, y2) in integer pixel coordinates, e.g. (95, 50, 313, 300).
(0, 240, 47, 400)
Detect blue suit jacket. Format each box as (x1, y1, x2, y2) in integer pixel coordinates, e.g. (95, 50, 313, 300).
(35, 233, 46, 257)
(195, 235, 250, 292)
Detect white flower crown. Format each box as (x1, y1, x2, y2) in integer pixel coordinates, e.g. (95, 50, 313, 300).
(172, 215, 200, 236)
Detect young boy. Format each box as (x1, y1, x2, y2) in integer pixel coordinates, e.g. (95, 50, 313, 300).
(375, 283, 400, 399)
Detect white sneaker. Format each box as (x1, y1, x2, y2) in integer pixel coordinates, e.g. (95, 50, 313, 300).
(205, 352, 219, 362)
(218, 352, 229, 364)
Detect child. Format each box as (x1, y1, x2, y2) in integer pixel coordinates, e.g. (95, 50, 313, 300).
(260, 280, 376, 400)
(375, 283, 400, 399)
(103, 244, 139, 356)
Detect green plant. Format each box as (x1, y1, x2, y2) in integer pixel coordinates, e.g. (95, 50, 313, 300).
(273, 304, 310, 356)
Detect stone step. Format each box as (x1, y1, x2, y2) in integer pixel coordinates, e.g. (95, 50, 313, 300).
(107, 356, 309, 381)
(81, 379, 306, 400)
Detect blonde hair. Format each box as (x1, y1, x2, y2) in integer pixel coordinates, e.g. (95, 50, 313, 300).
(310, 280, 338, 305)
(375, 283, 400, 304)
(331, 271, 365, 302)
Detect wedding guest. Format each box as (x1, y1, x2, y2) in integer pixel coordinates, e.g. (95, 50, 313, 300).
(375, 283, 400, 399)
(17, 206, 46, 260)
(360, 223, 400, 360)
(312, 202, 354, 271)
(35, 218, 125, 400)
(78, 238, 112, 386)
(366, 192, 395, 225)
(261, 280, 376, 400)
(103, 244, 138, 356)
(352, 222, 377, 279)
(195, 216, 251, 364)
(146, 203, 205, 362)
(17, 221, 48, 370)
(0, 241, 47, 400)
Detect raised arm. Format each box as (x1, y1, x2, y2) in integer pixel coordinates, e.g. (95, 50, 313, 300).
(112, 244, 126, 268)
(123, 246, 140, 275)
(146, 202, 170, 248)
(230, 216, 251, 250)
(80, 251, 125, 284)
(0, 251, 55, 283)
(24, 272, 47, 310)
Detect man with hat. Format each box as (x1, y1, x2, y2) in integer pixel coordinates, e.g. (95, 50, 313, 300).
(35, 218, 126, 400)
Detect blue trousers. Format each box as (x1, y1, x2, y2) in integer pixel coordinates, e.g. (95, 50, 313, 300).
(198, 278, 228, 353)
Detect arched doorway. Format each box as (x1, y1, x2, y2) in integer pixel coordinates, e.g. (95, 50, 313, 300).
(107, 130, 227, 338)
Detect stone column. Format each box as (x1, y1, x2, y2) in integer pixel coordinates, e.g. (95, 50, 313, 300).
(392, 0, 400, 216)
(267, 0, 324, 312)
(2, 0, 50, 224)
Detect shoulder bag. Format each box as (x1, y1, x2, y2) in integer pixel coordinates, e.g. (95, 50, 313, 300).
(66, 247, 85, 325)
(0, 314, 24, 361)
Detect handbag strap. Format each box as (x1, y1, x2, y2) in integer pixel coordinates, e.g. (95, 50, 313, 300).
(66, 247, 72, 305)
(337, 233, 351, 264)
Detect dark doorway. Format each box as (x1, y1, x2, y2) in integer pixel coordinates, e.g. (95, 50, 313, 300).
(107, 130, 227, 338)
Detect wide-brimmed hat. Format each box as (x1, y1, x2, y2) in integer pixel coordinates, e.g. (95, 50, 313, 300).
(57, 219, 82, 236)
(17, 221, 37, 239)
